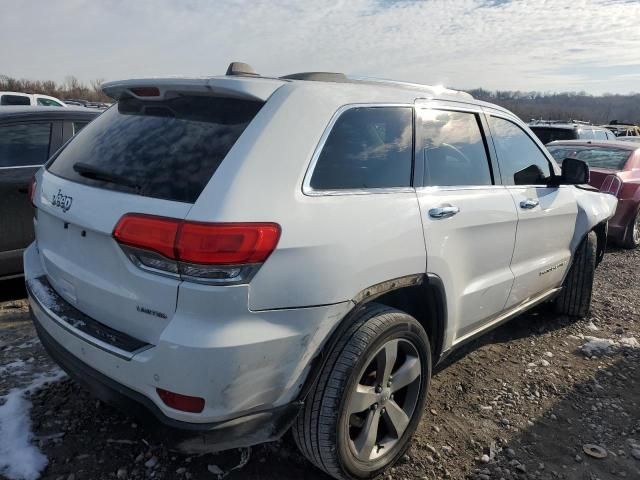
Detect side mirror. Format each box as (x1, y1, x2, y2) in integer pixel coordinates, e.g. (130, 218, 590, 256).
(561, 157, 590, 185)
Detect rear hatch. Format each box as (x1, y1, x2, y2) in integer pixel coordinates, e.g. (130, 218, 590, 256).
(34, 79, 277, 344)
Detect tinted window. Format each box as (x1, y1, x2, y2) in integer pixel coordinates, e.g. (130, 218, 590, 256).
(1, 94, 30, 106)
(37, 97, 64, 107)
(310, 107, 413, 190)
(48, 96, 263, 203)
(529, 127, 576, 144)
(489, 116, 552, 185)
(73, 122, 88, 134)
(418, 109, 492, 186)
(0, 123, 51, 167)
(547, 146, 631, 171)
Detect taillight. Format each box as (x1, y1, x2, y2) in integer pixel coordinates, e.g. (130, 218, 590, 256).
(600, 174, 622, 196)
(156, 388, 204, 413)
(113, 214, 280, 285)
(28, 176, 37, 207)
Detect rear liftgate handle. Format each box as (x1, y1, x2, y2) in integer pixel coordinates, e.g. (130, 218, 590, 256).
(428, 205, 460, 219)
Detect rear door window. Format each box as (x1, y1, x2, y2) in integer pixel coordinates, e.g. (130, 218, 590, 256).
(0, 123, 52, 167)
(47, 95, 264, 203)
(417, 109, 493, 186)
(309, 106, 413, 190)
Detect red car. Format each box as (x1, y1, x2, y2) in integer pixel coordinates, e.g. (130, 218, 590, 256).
(547, 140, 640, 248)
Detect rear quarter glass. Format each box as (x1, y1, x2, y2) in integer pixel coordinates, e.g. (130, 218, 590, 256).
(46, 95, 264, 203)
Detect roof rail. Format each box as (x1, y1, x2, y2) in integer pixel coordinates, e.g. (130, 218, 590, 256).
(226, 62, 259, 77)
(280, 72, 348, 82)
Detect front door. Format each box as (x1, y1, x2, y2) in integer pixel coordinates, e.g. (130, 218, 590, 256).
(414, 103, 518, 346)
(484, 112, 577, 308)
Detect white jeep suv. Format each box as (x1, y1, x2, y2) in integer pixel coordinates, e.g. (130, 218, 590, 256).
(25, 63, 617, 479)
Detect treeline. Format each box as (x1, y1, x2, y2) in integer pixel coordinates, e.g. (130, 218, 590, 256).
(0, 75, 111, 102)
(467, 88, 640, 125)
(2, 74, 640, 125)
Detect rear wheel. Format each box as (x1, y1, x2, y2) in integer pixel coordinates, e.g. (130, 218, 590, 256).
(293, 304, 431, 480)
(621, 208, 640, 249)
(555, 231, 596, 318)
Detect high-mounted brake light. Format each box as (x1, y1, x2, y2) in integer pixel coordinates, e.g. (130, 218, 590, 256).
(129, 87, 161, 97)
(600, 174, 622, 196)
(113, 214, 280, 284)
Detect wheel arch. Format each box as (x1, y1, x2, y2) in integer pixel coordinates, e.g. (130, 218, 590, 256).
(298, 274, 447, 403)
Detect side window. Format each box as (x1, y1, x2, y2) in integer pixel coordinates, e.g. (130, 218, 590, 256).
(0, 123, 52, 167)
(73, 122, 88, 134)
(579, 128, 595, 140)
(488, 116, 553, 185)
(418, 109, 492, 186)
(37, 97, 63, 107)
(593, 129, 607, 140)
(309, 106, 413, 190)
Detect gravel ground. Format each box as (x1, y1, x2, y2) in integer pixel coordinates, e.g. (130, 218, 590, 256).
(1, 246, 639, 480)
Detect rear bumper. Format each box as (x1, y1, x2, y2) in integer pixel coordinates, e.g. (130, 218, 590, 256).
(32, 311, 301, 452)
(24, 242, 351, 451)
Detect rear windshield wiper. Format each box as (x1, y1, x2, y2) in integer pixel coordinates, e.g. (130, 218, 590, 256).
(73, 162, 142, 192)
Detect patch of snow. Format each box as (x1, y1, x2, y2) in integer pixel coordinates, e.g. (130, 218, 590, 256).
(0, 369, 66, 480)
(585, 321, 599, 331)
(0, 360, 29, 377)
(619, 337, 639, 349)
(581, 337, 615, 356)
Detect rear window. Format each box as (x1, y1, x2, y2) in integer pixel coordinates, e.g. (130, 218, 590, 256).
(1, 94, 31, 106)
(47, 95, 263, 203)
(529, 127, 576, 145)
(547, 146, 631, 170)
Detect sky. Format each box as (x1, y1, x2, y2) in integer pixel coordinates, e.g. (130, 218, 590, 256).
(1, 0, 640, 94)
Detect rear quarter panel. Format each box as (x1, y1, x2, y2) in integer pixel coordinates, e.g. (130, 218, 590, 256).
(186, 84, 428, 310)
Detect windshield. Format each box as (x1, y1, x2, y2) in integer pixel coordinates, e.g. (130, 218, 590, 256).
(47, 95, 263, 203)
(547, 145, 631, 171)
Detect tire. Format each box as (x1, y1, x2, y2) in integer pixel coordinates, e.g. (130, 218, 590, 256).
(292, 303, 431, 480)
(620, 208, 640, 249)
(555, 231, 596, 318)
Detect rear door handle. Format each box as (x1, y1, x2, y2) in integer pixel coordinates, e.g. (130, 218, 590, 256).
(520, 199, 539, 209)
(428, 206, 460, 219)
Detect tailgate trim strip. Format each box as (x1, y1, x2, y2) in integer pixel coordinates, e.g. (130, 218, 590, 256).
(27, 275, 153, 360)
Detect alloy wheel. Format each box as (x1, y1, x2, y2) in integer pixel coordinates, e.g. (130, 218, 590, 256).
(346, 338, 422, 462)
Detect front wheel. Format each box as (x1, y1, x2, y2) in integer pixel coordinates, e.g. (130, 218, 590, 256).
(292, 303, 431, 480)
(555, 231, 596, 318)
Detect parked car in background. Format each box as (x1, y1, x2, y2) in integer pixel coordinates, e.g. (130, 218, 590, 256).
(0, 91, 67, 107)
(617, 137, 640, 144)
(25, 63, 616, 480)
(547, 140, 640, 248)
(601, 124, 640, 137)
(529, 120, 616, 144)
(0, 106, 100, 280)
